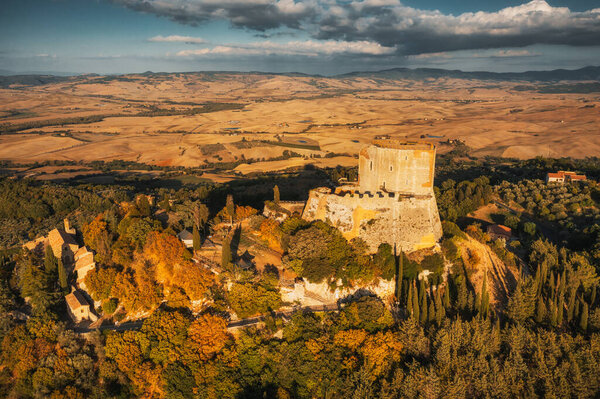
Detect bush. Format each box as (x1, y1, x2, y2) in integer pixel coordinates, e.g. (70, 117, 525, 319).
(102, 298, 118, 315)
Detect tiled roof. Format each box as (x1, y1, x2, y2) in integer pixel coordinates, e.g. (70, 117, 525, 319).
(65, 290, 88, 310)
(74, 252, 95, 271)
(48, 228, 78, 257)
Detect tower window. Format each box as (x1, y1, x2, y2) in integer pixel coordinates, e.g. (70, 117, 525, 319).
(390, 165, 393, 171)
(370, 161, 373, 171)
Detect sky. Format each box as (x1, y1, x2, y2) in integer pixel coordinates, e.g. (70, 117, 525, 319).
(1, 0, 599, 75)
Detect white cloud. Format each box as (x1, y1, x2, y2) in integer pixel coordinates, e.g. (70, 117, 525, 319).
(149, 35, 207, 44)
(116, 0, 600, 55)
(176, 39, 395, 57)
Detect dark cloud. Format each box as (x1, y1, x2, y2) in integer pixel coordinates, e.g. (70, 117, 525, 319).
(114, 0, 600, 54)
(111, 0, 317, 31)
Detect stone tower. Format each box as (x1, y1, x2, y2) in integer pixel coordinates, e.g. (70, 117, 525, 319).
(302, 140, 442, 253)
(358, 140, 435, 195)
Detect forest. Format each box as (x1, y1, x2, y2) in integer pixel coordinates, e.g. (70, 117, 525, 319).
(2, 153, 600, 398)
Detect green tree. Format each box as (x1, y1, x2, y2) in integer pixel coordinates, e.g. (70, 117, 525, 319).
(58, 258, 67, 292)
(43, 245, 58, 275)
(419, 288, 427, 324)
(580, 300, 589, 332)
(193, 224, 201, 252)
(226, 194, 235, 226)
(221, 237, 232, 269)
(137, 195, 151, 217)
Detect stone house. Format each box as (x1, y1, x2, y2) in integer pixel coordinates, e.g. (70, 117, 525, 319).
(546, 171, 587, 184)
(178, 229, 194, 248)
(74, 247, 96, 291)
(65, 289, 96, 323)
(48, 224, 79, 265)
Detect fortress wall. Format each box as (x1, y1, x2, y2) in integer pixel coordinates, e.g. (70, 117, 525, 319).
(358, 145, 435, 195)
(303, 188, 442, 253)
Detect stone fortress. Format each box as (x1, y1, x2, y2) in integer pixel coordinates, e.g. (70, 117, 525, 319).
(302, 139, 443, 253)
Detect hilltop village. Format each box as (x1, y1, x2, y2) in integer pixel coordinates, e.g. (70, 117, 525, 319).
(16, 139, 596, 331)
(20, 140, 446, 327)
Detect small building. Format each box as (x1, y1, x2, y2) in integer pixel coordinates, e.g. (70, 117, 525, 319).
(374, 134, 391, 140)
(65, 289, 96, 323)
(546, 171, 587, 184)
(48, 227, 79, 265)
(178, 229, 194, 248)
(487, 224, 512, 241)
(74, 247, 96, 290)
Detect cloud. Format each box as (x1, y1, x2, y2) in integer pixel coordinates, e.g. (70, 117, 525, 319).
(116, 0, 600, 55)
(112, 0, 318, 31)
(316, 0, 600, 54)
(176, 39, 395, 57)
(148, 35, 207, 44)
(488, 49, 540, 58)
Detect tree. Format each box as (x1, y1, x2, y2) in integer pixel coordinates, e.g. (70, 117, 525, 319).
(193, 224, 201, 252)
(187, 314, 229, 361)
(44, 245, 58, 275)
(137, 195, 151, 217)
(226, 194, 234, 226)
(221, 237, 232, 269)
(420, 291, 428, 324)
(58, 259, 67, 292)
(580, 300, 589, 332)
(193, 203, 209, 233)
(273, 185, 280, 204)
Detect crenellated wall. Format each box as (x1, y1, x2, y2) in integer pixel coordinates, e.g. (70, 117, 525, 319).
(302, 188, 442, 253)
(302, 140, 442, 253)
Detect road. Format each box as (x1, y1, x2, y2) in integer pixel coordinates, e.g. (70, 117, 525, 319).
(74, 303, 340, 334)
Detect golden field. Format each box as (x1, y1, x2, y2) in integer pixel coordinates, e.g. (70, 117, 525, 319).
(1, 72, 599, 178)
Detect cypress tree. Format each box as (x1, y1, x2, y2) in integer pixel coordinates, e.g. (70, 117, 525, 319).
(580, 300, 589, 332)
(192, 224, 201, 252)
(420, 293, 428, 324)
(557, 295, 564, 325)
(475, 291, 481, 317)
(591, 285, 597, 306)
(418, 279, 425, 305)
(407, 281, 413, 315)
(397, 251, 404, 302)
(428, 297, 436, 324)
(412, 282, 420, 321)
(44, 245, 58, 275)
(443, 284, 451, 310)
(535, 295, 546, 324)
(549, 300, 558, 327)
(57, 258, 67, 291)
(435, 289, 444, 325)
(273, 185, 280, 204)
(221, 237, 232, 269)
(567, 288, 576, 322)
(573, 299, 581, 322)
(226, 194, 235, 226)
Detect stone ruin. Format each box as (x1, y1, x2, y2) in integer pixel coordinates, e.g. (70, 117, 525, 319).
(302, 140, 443, 253)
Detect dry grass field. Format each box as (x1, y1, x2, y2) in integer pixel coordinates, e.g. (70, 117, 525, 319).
(1, 72, 599, 181)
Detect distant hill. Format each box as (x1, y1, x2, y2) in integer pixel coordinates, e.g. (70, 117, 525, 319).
(336, 66, 600, 82)
(0, 74, 75, 88)
(1, 66, 598, 88)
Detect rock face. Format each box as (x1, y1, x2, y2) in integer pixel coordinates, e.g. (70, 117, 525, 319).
(302, 140, 442, 253)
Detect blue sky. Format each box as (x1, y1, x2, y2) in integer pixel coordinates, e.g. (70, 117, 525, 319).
(1, 0, 599, 75)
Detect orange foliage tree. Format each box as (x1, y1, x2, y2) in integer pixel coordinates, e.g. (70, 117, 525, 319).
(186, 314, 229, 361)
